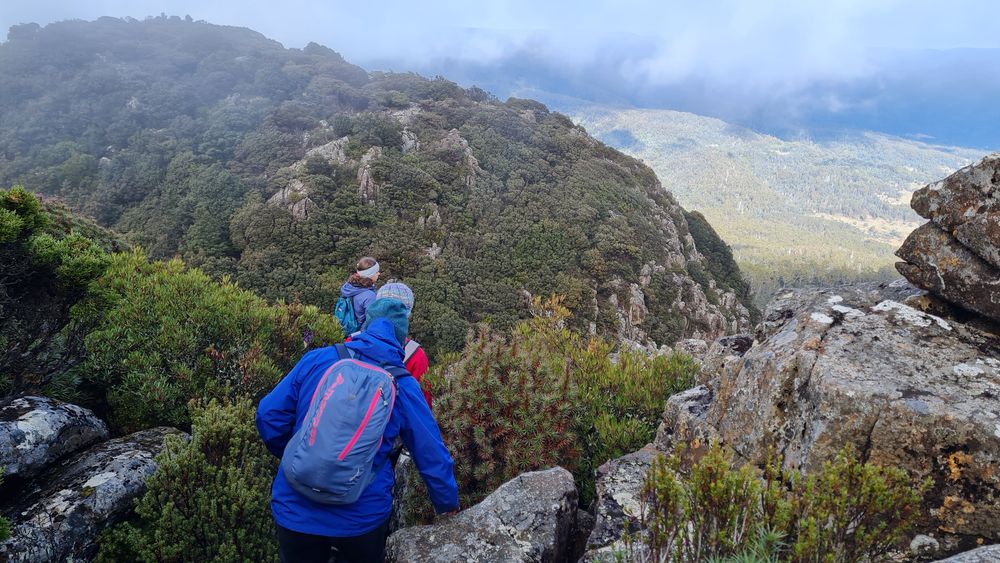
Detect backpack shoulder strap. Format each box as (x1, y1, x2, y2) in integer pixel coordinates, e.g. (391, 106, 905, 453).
(335, 343, 354, 360)
(403, 339, 421, 363)
(384, 365, 412, 381)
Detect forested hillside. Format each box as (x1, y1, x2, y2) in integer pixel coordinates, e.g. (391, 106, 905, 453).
(573, 107, 985, 304)
(0, 16, 755, 353)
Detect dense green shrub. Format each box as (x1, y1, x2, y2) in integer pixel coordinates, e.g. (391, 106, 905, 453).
(70, 250, 341, 432)
(97, 399, 277, 562)
(0, 187, 112, 395)
(626, 444, 926, 563)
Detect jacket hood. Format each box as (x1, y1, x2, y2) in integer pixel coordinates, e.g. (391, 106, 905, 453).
(344, 317, 404, 367)
(340, 281, 375, 298)
(361, 298, 410, 346)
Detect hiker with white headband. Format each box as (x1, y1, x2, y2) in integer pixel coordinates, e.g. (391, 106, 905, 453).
(334, 257, 380, 334)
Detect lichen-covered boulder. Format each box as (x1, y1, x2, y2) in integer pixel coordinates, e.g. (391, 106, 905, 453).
(0, 396, 108, 479)
(385, 467, 577, 563)
(933, 544, 1000, 563)
(653, 385, 718, 458)
(661, 281, 1000, 543)
(910, 153, 1000, 270)
(585, 447, 655, 552)
(0, 426, 188, 562)
(896, 222, 1000, 321)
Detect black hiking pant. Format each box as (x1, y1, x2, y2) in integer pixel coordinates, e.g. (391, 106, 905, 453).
(276, 518, 389, 563)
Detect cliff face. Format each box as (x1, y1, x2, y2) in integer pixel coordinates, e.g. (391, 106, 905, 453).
(0, 17, 755, 351)
(652, 157, 1000, 555)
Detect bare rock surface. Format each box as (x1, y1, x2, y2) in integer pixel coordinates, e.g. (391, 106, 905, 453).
(0, 426, 187, 562)
(661, 281, 1000, 542)
(911, 154, 1000, 269)
(933, 545, 1000, 563)
(586, 447, 655, 552)
(0, 396, 108, 479)
(896, 222, 1000, 321)
(357, 146, 383, 203)
(385, 467, 577, 563)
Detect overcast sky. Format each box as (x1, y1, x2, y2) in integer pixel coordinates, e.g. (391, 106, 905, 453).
(3, 1, 998, 145)
(3, 1, 997, 88)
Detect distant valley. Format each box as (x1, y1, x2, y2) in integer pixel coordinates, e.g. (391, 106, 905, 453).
(571, 107, 986, 304)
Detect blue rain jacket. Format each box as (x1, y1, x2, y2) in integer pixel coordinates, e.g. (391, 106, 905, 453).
(256, 318, 459, 537)
(340, 282, 377, 327)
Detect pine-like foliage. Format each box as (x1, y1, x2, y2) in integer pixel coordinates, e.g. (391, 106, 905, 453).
(433, 322, 582, 509)
(97, 399, 277, 563)
(403, 297, 698, 522)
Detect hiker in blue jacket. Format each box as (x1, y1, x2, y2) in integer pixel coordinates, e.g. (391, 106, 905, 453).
(337, 256, 380, 330)
(256, 299, 459, 563)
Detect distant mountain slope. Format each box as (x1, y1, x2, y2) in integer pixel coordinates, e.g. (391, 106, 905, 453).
(573, 107, 985, 303)
(0, 16, 756, 353)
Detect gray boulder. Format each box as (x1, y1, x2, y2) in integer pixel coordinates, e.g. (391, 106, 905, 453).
(934, 545, 1000, 562)
(586, 447, 655, 552)
(0, 426, 187, 562)
(385, 467, 577, 563)
(660, 282, 1000, 542)
(0, 396, 108, 479)
(910, 153, 1000, 270)
(896, 222, 1000, 321)
(653, 385, 719, 458)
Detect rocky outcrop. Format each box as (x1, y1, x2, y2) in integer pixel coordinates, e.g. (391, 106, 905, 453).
(653, 385, 718, 458)
(898, 154, 1000, 322)
(658, 281, 1000, 543)
(911, 154, 1000, 269)
(933, 545, 1000, 563)
(266, 178, 317, 220)
(433, 129, 482, 188)
(585, 448, 655, 553)
(0, 426, 187, 562)
(0, 396, 108, 479)
(897, 222, 1000, 321)
(358, 146, 383, 204)
(385, 467, 577, 563)
(402, 129, 419, 154)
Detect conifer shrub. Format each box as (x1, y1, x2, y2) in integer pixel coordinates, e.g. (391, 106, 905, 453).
(431, 322, 583, 510)
(71, 250, 341, 432)
(623, 444, 926, 563)
(403, 297, 698, 522)
(97, 399, 277, 563)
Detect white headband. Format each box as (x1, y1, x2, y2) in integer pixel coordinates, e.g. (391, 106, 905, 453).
(356, 262, 380, 278)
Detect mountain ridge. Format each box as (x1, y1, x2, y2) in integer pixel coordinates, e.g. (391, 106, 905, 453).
(0, 16, 756, 353)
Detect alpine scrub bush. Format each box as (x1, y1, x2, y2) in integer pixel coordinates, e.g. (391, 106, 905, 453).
(71, 250, 341, 432)
(628, 444, 927, 563)
(404, 297, 699, 521)
(97, 399, 278, 563)
(431, 322, 582, 509)
(0, 186, 112, 395)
